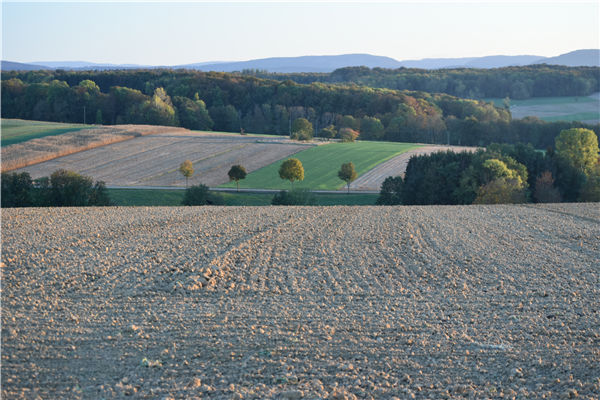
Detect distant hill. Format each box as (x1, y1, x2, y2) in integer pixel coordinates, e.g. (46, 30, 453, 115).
(1, 60, 51, 71)
(398, 55, 544, 69)
(181, 54, 404, 73)
(536, 49, 600, 67)
(2, 49, 598, 72)
(31, 61, 148, 70)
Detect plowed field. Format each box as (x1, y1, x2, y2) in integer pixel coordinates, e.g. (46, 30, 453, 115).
(2, 204, 599, 399)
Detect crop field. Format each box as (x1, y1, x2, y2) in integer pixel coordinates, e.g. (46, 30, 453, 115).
(220, 141, 420, 190)
(0, 119, 91, 147)
(2, 204, 599, 399)
(13, 131, 313, 187)
(1, 124, 190, 172)
(348, 145, 478, 191)
(485, 93, 600, 124)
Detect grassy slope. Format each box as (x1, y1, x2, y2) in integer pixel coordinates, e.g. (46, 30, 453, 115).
(1, 119, 92, 147)
(107, 188, 378, 206)
(220, 141, 420, 190)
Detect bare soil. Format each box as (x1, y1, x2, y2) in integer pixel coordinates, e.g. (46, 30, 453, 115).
(13, 132, 312, 187)
(2, 204, 599, 399)
(348, 146, 479, 191)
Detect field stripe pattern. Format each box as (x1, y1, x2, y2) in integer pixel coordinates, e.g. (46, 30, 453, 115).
(2, 204, 599, 399)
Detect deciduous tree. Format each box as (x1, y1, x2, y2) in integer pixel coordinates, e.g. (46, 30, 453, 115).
(291, 117, 313, 141)
(179, 160, 194, 187)
(338, 162, 357, 193)
(555, 128, 599, 176)
(228, 165, 247, 192)
(278, 158, 304, 189)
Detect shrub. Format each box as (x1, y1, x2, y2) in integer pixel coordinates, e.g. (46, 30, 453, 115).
(474, 178, 527, 204)
(376, 176, 404, 205)
(1, 172, 34, 207)
(290, 118, 313, 141)
(338, 128, 359, 142)
(22, 169, 112, 207)
(182, 184, 224, 205)
(271, 188, 316, 205)
(319, 125, 337, 140)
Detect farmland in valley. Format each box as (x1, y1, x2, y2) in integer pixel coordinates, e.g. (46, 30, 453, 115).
(220, 141, 421, 190)
(12, 130, 314, 187)
(2, 204, 599, 398)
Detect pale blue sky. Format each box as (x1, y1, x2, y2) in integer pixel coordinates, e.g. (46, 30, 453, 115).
(2, 1, 599, 64)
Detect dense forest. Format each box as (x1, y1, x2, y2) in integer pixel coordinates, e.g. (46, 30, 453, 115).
(246, 65, 600, 99)
(2, 69, 598, 149)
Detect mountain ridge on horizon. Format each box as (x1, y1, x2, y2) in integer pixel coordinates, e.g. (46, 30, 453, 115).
(2, 49, 599, 72)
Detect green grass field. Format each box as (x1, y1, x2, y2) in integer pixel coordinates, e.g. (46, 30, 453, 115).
(107, 188, 185, 206)
(1, 119, 91, 147)
(485, 96, 597, 107)
(220, 141, 420, 190)
(540, 112, 600, 122)
(484, 95, 600, 123)
(107, 188, 378, 206)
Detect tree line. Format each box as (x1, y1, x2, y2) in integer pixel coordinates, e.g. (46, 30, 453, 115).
(1, 169, 110, 207)
(2, 69, 598, 149)
(377, 128, 600, 205)
(244, 64, 600, 100)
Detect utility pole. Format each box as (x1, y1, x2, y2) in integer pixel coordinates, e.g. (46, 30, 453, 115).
(83, 106, 86, 124)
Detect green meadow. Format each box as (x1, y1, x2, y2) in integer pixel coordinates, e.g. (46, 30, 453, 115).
(220, 141, 420, 190)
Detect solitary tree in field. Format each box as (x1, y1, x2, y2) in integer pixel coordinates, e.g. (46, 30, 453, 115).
(228, 164, 247, 192)
(179, 160, 194, 187)
(279, 158, 304, 189)
(338, 162, 357, 193)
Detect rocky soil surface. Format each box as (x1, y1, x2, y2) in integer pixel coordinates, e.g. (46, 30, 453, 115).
(2, 204, 599, 399)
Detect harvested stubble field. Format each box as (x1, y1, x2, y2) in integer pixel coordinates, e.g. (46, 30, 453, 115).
(1, 124, 189, 172)
(2, 204, 599, 399)
(12, 132, 312, 187)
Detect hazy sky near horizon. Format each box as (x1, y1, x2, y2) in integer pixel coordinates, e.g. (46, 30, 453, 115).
(2, 1, 599, 65)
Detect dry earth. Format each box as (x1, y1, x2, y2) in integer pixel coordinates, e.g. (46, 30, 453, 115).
(347, 146, 479, 191)
(1, 125, 189, 172)
(13, 132, 312, 187)
(2, 204, 599, 399)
